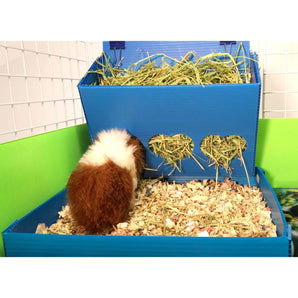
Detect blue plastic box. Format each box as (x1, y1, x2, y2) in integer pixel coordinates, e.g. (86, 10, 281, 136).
(79, 41, 259, 181)
(2, 41, 292, 256)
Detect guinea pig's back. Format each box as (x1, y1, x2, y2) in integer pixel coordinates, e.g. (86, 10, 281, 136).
(67, 159, 133, 234)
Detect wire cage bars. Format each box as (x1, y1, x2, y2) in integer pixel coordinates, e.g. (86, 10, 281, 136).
(0, 41, 102, 143)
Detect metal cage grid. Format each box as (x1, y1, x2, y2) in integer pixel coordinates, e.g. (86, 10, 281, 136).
(0, 41, 102, 143)
(251, 41, 298, 119)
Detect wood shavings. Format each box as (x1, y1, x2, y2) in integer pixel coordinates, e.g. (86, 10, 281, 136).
(111, 178, 277, 237)
(36, 178, 277, 237)
(35, 205, 87, 235)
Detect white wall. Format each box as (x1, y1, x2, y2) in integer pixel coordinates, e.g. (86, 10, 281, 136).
(1, 41, 298, 144)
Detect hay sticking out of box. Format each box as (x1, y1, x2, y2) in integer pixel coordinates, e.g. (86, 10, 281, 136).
(200, 135, 250, 186)
(89, 42, 252, 86)
(148, 134, 204, 175)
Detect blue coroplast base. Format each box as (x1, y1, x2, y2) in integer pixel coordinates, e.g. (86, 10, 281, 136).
(2, 168, 291, 257)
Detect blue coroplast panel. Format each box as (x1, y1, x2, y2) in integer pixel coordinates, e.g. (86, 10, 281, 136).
(78, 41, 260, 180)
(79, 83, 259, 179)
(102, 41, 250, 69)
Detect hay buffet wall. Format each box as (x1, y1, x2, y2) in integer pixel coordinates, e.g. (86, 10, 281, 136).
(0, 41, 298, 256)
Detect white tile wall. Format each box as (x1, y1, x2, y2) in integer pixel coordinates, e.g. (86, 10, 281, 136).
(0, 41, 298, 144)
(0, 41, 102, 143)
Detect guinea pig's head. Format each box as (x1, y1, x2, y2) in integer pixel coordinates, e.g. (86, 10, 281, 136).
(127, 135, 145, 180)
(88, 128, 145, 181)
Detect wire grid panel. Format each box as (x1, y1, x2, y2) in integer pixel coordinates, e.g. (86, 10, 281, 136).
(251, 41, 298, 119)
(0, 41, 102, 143)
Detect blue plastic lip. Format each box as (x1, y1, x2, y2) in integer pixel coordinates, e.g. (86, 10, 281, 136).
(2, 220, 19, 234)
(2, 189, 67, 234)
(251, 52, 261, 84)
(102, 41, 250, 67)
(256, 167, 288, 237)
(4, 231, 289, 241)
(79, 82, 261, 89)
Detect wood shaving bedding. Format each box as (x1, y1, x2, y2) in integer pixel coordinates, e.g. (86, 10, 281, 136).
(36, 178, 277, 237)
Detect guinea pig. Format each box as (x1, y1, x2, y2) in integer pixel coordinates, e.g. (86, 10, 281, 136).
(67, 128, 144, 234)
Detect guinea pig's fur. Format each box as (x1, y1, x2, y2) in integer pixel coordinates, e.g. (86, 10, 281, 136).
(67, 128, 144, 234)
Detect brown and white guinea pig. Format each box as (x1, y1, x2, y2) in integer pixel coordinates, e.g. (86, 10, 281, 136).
(67, 128, 144, 234)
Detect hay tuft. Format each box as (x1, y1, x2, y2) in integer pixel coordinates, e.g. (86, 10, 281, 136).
(200, 135, 250, 186)
(148, 134, 204, 175)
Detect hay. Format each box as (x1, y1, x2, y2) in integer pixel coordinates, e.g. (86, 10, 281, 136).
(200, 135, 250, 186)
(88, 42, 252, 86)
(148, 134, 204, 175)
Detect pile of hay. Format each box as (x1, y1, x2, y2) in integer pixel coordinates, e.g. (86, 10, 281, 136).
(88, 43, 251, 86)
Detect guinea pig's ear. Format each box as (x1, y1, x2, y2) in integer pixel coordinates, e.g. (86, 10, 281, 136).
(94, 132, 101, 142)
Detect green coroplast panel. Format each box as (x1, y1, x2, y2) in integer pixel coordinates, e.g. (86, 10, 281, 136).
(0, 125, 91, 257)
(256, 118, 298, 188)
